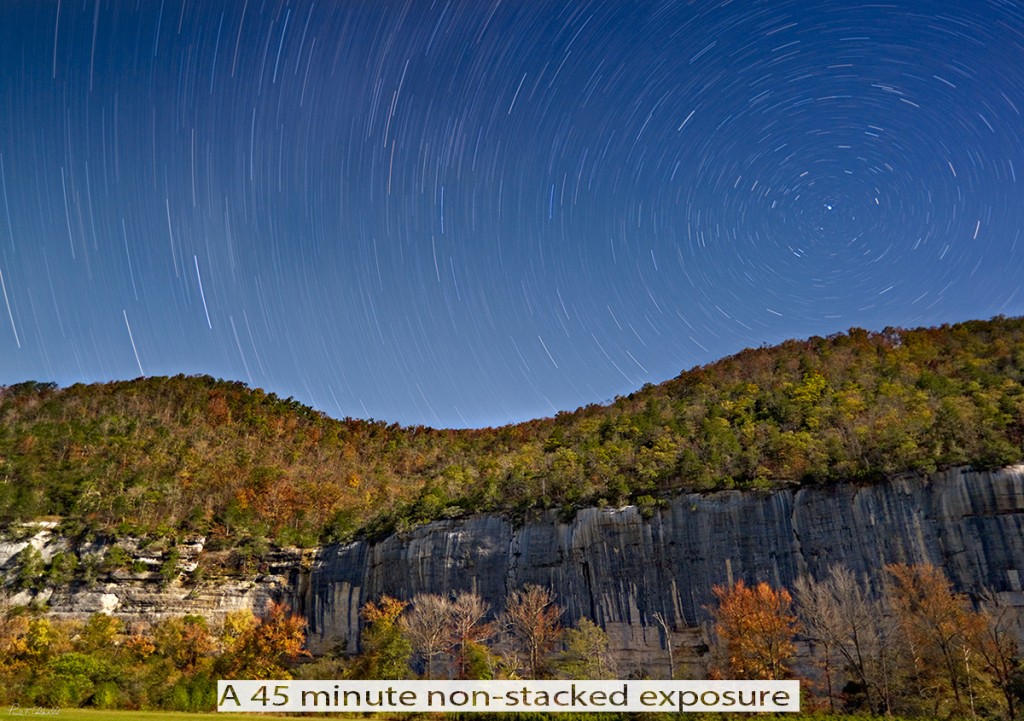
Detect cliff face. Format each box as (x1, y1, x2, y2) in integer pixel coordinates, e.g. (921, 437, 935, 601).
(0, 530, 303, 625)
(306, 465, 1024, 671)
(6, 466, 1024, 675)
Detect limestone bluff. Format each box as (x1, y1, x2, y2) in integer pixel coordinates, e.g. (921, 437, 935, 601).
(6, 464, 1023, 676)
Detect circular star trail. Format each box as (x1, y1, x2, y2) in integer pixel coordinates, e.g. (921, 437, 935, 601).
(1, 0, 1022, 427)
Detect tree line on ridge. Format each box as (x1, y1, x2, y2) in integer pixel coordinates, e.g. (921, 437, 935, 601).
(0, 316, 1021, 546)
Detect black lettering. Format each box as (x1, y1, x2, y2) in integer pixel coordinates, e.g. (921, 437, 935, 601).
(572, 684, 585, 705)
(301, 690, 330, 707)
(218, 685, 240, 707)
(271, 685, 288, 707)
(609, 684, 628, 706)
(450, 691, 470, 707)
(679, 690, 699, 709)
(427, 690, 446, 707)
(772, 690, 791, 707)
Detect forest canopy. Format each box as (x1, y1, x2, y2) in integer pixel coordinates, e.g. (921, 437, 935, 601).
(1, 316, 1022, 545)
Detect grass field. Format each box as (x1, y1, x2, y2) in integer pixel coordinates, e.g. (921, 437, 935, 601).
(0, 710, 922, 721)
(0, 711, 329, 721)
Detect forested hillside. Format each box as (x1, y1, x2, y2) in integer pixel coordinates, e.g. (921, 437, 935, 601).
(1, 316, 1023, 545)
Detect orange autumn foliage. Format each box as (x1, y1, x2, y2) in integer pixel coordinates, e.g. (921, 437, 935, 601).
(710, 579, 800, 680)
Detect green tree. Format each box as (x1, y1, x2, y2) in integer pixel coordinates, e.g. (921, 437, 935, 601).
(154, 615, 216, 671)
(46, 551, 79, 587)
(75, 613, 123, 655)
(159, 548, 181, 587)
(557, 618, 614, 679)
(15, 545, 45, 591)
(35, 651, 107, 707)
(348, 596, 412, 680)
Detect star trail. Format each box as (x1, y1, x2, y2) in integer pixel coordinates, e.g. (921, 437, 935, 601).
(1, 0, 1023, 428)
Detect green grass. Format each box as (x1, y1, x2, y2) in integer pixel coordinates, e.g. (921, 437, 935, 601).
(0, 710, 925, 721)
(0, 711, 357, 721)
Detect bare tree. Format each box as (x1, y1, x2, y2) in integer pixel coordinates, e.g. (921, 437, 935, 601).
(505, 584, 563, 678)
(793, 573, 840, 710)
(651, 612, 675, 680)
(967, 589, 1020, 721)
(400, 593, 453, 679)
(449, 591, 495, 679)
(793, 564, 901, 715)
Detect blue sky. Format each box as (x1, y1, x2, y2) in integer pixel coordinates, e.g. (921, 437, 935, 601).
(1, 0, 1022, 428)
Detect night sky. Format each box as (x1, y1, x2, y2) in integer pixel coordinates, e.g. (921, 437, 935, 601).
(1, 1, 1023, 428)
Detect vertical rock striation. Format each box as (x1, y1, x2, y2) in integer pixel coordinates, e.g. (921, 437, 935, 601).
(7, 465, 1022, 673)
(306, 466, 1024, 669)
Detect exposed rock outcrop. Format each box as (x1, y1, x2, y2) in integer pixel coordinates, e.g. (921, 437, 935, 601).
(4, 466, 1024, 675)
(0, 531, 302, 626)
(306, 465, 1024, 673)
